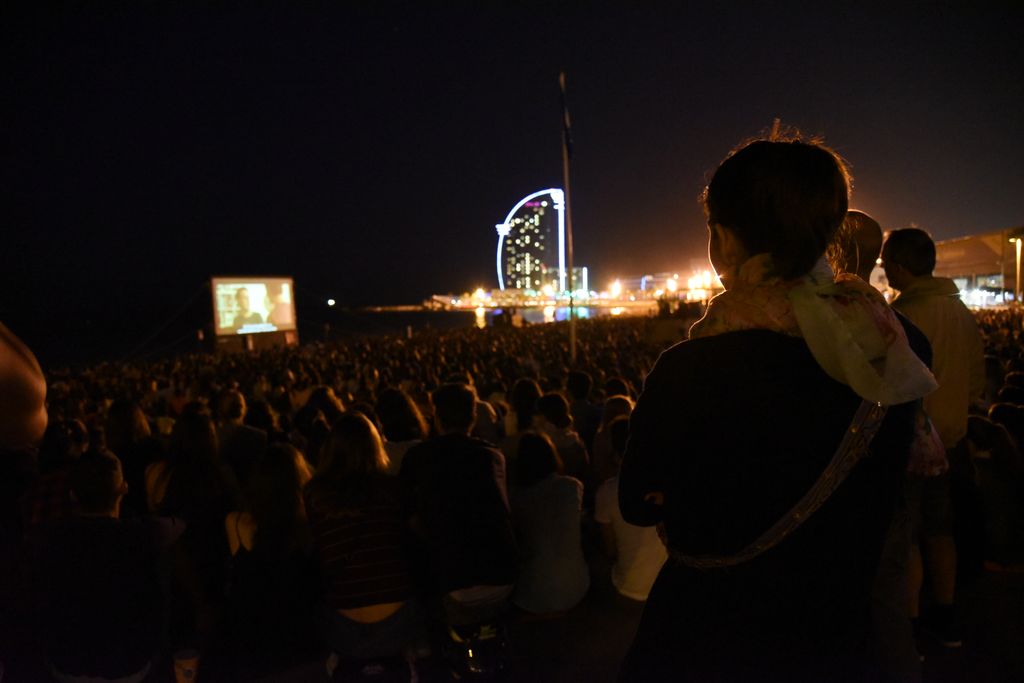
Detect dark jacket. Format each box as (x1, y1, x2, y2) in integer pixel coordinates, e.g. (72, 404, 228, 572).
(399, 433, 518, 593)
(619, 329, 917, 681)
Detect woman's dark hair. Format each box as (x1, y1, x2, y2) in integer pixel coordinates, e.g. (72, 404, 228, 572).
(515, 432, 563, 488)
(566, 371, 593, 401)
(702, 133, 851, 279)
(160, 412, 232, 519)
(245, 398, 279, 434)
(70, 449, 123, 514)
(38, 418, 89, 473)
(300, 386, 345, 427)
(105, 399, 150, 458)
(537, 393, 572, 430)
(246, 443, 312, 554)
(306, 412, 389, 502)
(511, 378, 543, 432)
(376, 388, 428, 442)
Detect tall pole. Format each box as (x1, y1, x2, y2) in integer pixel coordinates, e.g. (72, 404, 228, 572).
(559, 71, 577, 364)
(1015, 238, 1021, 304)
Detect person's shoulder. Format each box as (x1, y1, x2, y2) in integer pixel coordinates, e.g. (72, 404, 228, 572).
(555, 474, 584, 496)
(653, 329, 802, 376)
(239, 424, 267, 441)
(594, 477, 618, 519)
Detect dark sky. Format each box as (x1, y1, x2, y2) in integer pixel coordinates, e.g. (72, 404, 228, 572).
(4, 2, 1022, 363)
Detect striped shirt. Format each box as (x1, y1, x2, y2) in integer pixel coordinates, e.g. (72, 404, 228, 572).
(306, 483, 413, 610)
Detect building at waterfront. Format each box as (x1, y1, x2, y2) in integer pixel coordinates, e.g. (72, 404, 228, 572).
(495, 188, 567, 292)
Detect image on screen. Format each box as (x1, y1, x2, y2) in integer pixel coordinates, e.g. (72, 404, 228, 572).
(212, 277, 296, 336)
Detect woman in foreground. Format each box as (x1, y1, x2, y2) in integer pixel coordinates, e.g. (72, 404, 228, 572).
(305, 412, 425, 666)
(619, 133, 936, 681)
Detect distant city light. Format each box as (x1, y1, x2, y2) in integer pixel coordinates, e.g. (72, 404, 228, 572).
(327, 298, 336, 307)
(666, 277, 678, 292)
(610, 279, 623, 297)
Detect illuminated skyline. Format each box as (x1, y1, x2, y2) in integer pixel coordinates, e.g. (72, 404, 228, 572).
(5, 3, 1022, 363)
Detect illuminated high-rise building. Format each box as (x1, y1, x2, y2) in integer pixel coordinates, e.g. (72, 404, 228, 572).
(495, 189, 566, 292)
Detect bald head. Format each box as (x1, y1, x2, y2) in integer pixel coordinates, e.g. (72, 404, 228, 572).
(827, 210, 883, 281)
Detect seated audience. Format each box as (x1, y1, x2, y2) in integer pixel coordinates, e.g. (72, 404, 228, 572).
(105, 399, 162, 518)
(306, 413, 425, 661)
(214, 443, 320, 676)
(376, 387, 429, 476)
(534, 392, 589, 483)
(145, 411, 240, 671)
(594, 417, 667, 601)
(590, 395, 635, 487)
(29, 450, 184, 682)
(510, 432, 590, 614)
(401, 383, 518, 624)
(216, 389, 268, 487)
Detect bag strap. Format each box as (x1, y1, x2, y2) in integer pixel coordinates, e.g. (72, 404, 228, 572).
(670, 399, 888, 570)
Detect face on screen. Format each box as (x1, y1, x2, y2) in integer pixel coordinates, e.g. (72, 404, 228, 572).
(212, 278, 296, 336)
(235, 287, 251, 313)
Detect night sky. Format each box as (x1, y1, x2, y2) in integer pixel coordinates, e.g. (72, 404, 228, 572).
(4, 3, 1022, 364)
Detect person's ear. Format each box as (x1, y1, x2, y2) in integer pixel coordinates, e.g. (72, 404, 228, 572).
(709, 223, 748, 288)
(712, 224, 748, 267)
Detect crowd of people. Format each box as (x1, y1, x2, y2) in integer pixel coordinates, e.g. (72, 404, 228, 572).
(2, 134, 1023, 683)
(0, 316, 673, 682)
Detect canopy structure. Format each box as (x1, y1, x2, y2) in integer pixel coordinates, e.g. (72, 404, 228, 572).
(933, 229, 1021, 282)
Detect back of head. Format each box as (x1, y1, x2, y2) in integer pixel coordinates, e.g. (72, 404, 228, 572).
(827, 210, 883, 281)
(536, 393, 572, 430)
(70, 450, 124, 515)
(996, 386, 1024, 406)
(431, 383, 477, 434)
(608, 415, 631, 460)
(443, 371, 474, 387)
(306, 386, 345, 424)
(703, 133, 851, 279)
(315, 412, 389, 491)
(38, 418, 89, 472)
(105, 399, 151, 455)
(511, 378, 543, 430)
(515, 432, 563, 488)
(1003, 371, 1024, 389)
(169, 411, 219, 469)
(217, 390, 247, 423)
(604, 377, 632, 399)
(245, 398, 279, 433)
(566, 371, 593, 401)
(988, 402, 1024, 443)
(376, 387, 428, 442)
(601, 395, 635, 427)
(246, 443, 311, 552)
(882, 228, 936, 277)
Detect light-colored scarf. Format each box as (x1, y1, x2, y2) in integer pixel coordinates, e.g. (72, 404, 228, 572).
(689, 254, 937, 406)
